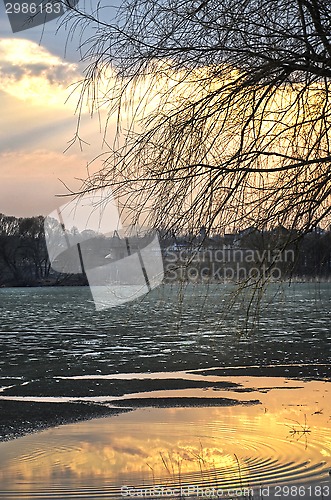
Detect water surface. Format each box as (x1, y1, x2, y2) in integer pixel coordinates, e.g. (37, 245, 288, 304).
(0, 283, 330, 382)
(0, 377, 330, 499)
(0, 284, 330, 499)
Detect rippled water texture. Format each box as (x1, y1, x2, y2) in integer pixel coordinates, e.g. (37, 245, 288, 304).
(0, 283, 330, 380)
(0, 378, 330, 499)
(0, 284, 330, 499)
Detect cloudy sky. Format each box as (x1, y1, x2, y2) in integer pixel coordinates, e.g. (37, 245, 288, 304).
(0, 2, 118, 217)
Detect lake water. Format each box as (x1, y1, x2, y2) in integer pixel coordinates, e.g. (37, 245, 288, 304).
(0, 284, 330, 499)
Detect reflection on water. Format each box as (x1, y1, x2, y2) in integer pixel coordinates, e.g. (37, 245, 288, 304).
(0, 377, 330, 499)
(0, 284, 330, 498)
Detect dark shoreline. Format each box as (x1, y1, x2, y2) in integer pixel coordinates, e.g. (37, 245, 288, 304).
(1, 363, 330, 443)
(0, 400, 131, 442)
(0, 376, 256, 441)
(1, 398, 261, 442)
(0, 397, 262, 443)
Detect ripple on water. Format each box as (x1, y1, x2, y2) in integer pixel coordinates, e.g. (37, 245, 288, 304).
(0, 398, 330, 500)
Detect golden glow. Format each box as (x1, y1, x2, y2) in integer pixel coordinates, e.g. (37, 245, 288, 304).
(0, 377, 330, 493)
(0, 38, 81, 108)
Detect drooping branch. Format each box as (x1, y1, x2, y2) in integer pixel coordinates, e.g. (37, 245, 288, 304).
(59, 0, 331, 235)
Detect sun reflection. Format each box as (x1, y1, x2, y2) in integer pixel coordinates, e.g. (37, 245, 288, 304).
(0, 377, 330, 497)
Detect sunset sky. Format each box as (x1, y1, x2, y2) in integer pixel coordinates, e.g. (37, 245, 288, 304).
(0, 2, 117, 218)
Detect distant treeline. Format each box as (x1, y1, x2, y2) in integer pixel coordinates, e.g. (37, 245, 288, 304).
(0, 213, 330, 287)
(161, 226, 331, 283)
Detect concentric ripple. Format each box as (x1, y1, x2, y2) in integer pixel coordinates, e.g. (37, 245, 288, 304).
(0, 399, 330, 500)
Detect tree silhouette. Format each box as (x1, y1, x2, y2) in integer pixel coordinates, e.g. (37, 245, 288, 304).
(61, 0, 331, 239)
